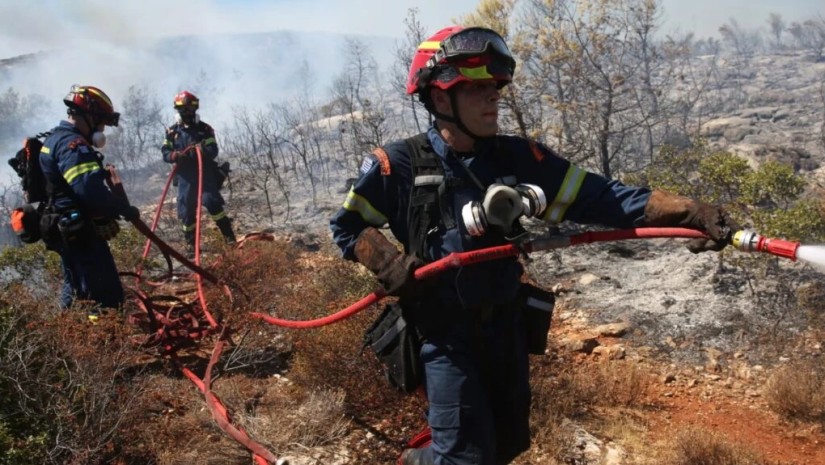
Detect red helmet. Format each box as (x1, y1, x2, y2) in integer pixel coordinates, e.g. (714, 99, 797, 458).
(405, 26, 516, 95)
(173, 90, 199, 111)
(63, 85, 120, 127)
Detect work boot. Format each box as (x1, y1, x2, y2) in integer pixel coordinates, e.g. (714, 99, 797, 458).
(184, 230, 197, 259)
(215, 216, 237, 245)
(398, 448, 433, 465)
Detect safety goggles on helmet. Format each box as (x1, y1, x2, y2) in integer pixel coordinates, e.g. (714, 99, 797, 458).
(427, 27, 515, 69)
(431, 54, 514, 88)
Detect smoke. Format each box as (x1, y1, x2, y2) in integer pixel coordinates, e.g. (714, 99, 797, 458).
(0, 1, 484, 174)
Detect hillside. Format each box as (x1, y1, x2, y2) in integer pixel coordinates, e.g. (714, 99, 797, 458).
(1, 42, 824, 465)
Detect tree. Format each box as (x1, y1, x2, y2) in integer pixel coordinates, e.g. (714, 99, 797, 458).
(392, 8, 430, 132)
(104, 85, 165, 186)
(767, 13, 785, 51)
(518, 0, 682, 177)
(0, 88, 48, 145)
(223, 106, 290, 223)
(331, 38, 398, 177)
(718, 17, 763, 61)
(788, 17, 825, 62)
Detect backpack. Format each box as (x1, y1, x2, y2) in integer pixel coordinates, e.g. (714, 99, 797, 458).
(8, 132, 50, 203)
(8, 132, 55, 243)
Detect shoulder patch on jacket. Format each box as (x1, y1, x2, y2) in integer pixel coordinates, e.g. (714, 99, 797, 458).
(528, 140, 545, 163)
(371, 147, 391, 176)
(67, 137, 89, 151)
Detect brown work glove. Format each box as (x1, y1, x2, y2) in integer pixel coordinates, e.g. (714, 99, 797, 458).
(354, 227, 425, 298)
(643, 190, 742, 253)
(92, 217, 120, 241)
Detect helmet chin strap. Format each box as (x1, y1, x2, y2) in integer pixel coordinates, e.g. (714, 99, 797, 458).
(432, 90, 488, 142)
(79, 113, 98, 141)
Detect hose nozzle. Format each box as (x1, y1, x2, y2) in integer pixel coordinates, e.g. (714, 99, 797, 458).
(732, 230, 799, 261)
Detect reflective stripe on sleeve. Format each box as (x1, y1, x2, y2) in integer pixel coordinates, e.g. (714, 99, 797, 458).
(543, 166, 586, 223)
(342, 189, 388, 226)
(63, 161, 101, 184)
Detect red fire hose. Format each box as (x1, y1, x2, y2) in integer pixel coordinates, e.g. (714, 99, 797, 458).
(111, 154, 802, 464)
(108, 155, 280, 464)
(250, 227, 802, 329)
(251, 227, 707, 328)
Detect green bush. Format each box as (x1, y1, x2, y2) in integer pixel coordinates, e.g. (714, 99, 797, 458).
(641, 142, 825, 243)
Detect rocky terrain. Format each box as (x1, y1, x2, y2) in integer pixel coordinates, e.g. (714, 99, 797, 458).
(2, 46, 823, 464)
(208, 50, 825, 464)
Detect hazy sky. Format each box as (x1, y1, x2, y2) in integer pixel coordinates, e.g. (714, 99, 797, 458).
(0, 0, 821, 182)
(2, 0, 822, 59)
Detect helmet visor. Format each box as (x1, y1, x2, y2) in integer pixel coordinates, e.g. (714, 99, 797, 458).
(102, 112, 120, 127)
(432, 54, 514, 89)
(438, 27, 513, 64)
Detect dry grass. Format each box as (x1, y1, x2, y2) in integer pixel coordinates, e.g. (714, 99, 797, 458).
(763, 359, 825, 425)
(527, 352, 654, 462)
(666, 428, 770, 465)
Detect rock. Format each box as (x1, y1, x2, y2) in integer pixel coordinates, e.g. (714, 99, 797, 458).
(661, 373, 677, 384)
(559, 419, 628, 465)
(700, 116, 752, 138)
(593, 344, 626, 360)
(738, 106, 778, 120)
(579, 273, 601, 285)
(562, 337, 600, 354)
(593, 322, 631, 337)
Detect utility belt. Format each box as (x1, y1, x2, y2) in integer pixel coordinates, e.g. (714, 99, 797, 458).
(361, 283, 556, 394)
(40, 206, 90, 249)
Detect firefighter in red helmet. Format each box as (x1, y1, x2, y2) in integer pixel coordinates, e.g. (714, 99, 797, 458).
(40, 85, 139, 314)
(162, 90, 236, 255)
(331, 26, 739, 465)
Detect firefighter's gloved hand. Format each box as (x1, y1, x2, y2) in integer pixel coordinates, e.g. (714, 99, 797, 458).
(170, 150, 188, 163)
(121, 206, 140, 222)
(354, 227, 426, 298)
(643, 190, 741, 253)
(685, 204, 742, 253)
(92, 217, 120, 241)
(376, 253, 425, 298)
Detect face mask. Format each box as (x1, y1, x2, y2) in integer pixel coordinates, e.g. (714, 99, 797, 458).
(92, 131, 107, 148)
(176, 111, 199, 125)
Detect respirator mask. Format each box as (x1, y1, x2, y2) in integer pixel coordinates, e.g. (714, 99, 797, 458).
(461, 183, 547, 237)
(91, 131, 107, 148)
(176, 110, 200, 125)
